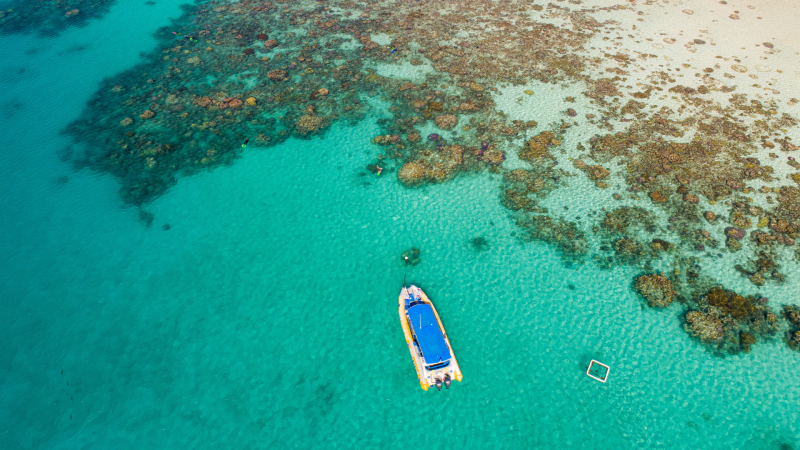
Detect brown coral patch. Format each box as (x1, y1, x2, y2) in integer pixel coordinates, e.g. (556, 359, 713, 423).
(520, 131, 555, 162)
(635, 274, 676, 308)
(434, 114, 457, 130)
(685, 311, 724, 342)
(267, 69, 288, 81)
(649, 191, 668, 203)
(704, 287, 755, 321)
(295, 114, 324, 134)
(398, 161, 428, 186)
(586, 165, 610, 180)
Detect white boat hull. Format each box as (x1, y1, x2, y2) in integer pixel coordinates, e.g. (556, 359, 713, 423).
(398, 285, 463, 390)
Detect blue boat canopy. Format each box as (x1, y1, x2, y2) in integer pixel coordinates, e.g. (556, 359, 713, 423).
(408, 303, 451, 366)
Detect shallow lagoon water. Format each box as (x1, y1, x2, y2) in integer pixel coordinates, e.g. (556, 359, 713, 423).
(1, 0, 799, 448)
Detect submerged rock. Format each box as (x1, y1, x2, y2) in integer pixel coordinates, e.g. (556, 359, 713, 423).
(267, 69, 288, 81)
(650, 239, 672, 252)
(685, 311, 724, 342)
(483, 149, 505, 165)
(725, 227, 746, 240)
(520, 131, 555, 161)
(788, 330, 800, 351)
(459, 101, 480, 112)
(704, 287, 755, 320)
(434, 114, 457, 130)
(0, 1, 113, 36)
(471, 237, 489, 251)
(587, 165, 609, 180)
(295, 114, 324, 134)
(683, 194, 699, 204)
(398, 161, 427, 186)
(634, 274, 676, 308)
(739, 331, 757, 353)
(614, 238, 642, 259)
(781, 306, 800, 350)
(649, 191, 668, 203)
(784, 305, 800, 327)
(726, 237, 743, 251)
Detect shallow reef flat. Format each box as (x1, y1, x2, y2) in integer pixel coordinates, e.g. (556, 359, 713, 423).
(66, 0, 800, 356)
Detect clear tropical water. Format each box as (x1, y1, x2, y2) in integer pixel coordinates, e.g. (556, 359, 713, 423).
(0, 0, 798, 448)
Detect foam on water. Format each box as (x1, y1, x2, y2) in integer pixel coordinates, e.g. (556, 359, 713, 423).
(1, 0, 799, 449)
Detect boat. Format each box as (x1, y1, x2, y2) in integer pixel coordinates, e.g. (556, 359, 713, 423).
(398, 284, 463, 391)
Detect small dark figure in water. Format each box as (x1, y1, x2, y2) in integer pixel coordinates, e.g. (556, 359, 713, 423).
(401, 247, 421, 266)
(568, 284, 576, 290)
(162, 224, 171, 231)
(471, 237, 489, 251)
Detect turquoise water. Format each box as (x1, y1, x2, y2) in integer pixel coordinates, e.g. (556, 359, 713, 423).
(1, 1, 799, 448)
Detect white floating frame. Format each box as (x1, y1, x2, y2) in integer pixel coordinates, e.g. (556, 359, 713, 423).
(587, 359, 610, 383)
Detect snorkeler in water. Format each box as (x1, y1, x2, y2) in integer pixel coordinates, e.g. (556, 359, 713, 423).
(242, 138, 249, 148)
(172, 31, 196, 42)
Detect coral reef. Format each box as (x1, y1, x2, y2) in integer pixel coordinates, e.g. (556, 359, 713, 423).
(62, 0, 800, 358)
(739, 332, 757, 353)
(634, 274, 676, 308)
(434, 114, 457, 130)
(0, 0, 116, 36)
(685, 310, 724, 343)
(784, 306, 800, 351)
(398, 161, 427, 186)
(682, 287, 780, 354)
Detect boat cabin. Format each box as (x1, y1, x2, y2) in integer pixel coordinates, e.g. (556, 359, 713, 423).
(406, 302, 452, 371)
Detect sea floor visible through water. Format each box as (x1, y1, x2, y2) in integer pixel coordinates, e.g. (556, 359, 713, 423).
(0, 0, 799, 449)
